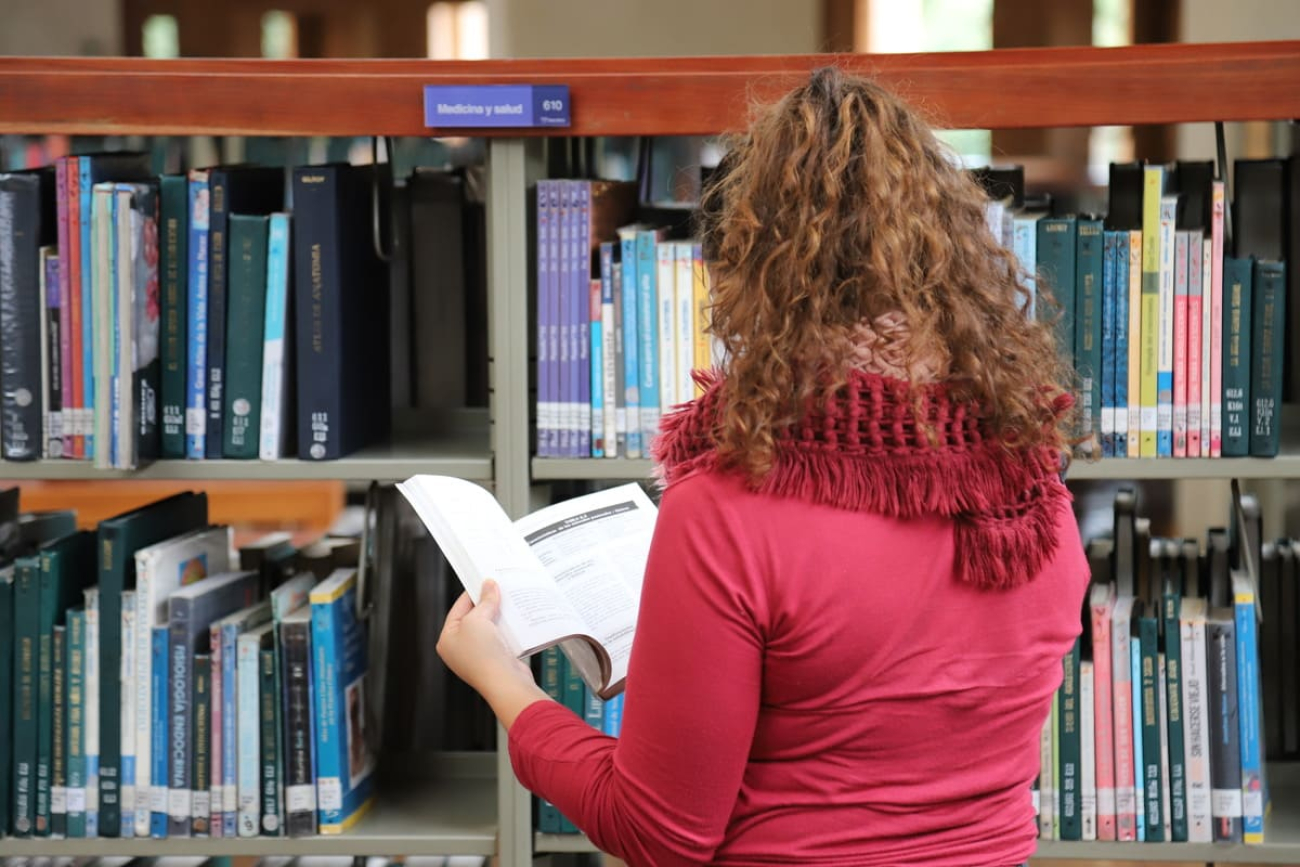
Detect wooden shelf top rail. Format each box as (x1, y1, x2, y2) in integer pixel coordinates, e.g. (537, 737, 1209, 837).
(0, 40, 1296, 137)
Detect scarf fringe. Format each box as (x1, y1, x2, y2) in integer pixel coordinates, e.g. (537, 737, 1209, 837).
(651, 369, 1069, 590)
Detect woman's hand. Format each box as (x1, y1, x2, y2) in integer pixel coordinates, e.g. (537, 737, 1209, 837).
(438, 579, 533, 691)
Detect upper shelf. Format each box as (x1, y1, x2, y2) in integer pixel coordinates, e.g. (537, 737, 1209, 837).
(0, 41, 1297, 137)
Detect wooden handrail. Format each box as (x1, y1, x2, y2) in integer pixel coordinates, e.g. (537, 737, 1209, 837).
(0, 41, 1295, 137)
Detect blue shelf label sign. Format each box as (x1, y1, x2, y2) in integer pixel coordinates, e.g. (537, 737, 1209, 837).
(423, 84, 571, 128)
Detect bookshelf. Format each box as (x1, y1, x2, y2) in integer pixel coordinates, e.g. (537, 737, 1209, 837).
(0, 38, 1298, 867)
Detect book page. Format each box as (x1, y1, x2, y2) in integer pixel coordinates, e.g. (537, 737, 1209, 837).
(513, 483, 658, 692)
(396, 476, 589, 657)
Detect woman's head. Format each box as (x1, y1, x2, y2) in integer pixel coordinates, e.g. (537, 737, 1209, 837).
(697, 65, 1074, 479)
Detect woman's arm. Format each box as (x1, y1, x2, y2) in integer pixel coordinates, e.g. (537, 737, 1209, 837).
(440, 476, 766, 867)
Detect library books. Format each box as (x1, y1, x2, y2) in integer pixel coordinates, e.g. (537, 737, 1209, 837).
(397, 474, 657, 699)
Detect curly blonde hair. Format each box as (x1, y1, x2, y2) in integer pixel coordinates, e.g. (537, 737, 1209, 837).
(698, 66, 1076, 481)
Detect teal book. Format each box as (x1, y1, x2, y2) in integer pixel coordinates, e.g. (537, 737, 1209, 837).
(222, 214, 270, 458)
(50, 624, 66, 837)
(1162, 588, 1187, 841)
(536, 647, 563, 834)
(1221, 257, 1254, 456)
(159, 174, 189, 458)
(1074, 218, 1104, 455)
(35, 530, 94, 836)
(0, 563, 15, 836)
(1038, 216, 1078, 366)
(96, 491, 209, 836)
(1058, 638, 1082, 840)
(258, 644, 281, 835)
(1138, 606, 1165, 841)
(12, 556, 42, 835)
(1249, 260, 1285, 457)
(65, 606, 86, 838)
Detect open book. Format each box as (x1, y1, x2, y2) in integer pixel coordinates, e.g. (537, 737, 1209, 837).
(396, 475, 658, 700)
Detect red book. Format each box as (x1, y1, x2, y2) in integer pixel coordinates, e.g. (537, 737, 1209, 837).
(1091, 585, 1118, 841)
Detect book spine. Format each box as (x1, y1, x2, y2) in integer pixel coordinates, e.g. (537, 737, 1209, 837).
(1111, 605, 1136, 840)
(97, 529, 126, 836)
(0, 570, 10, 838)
(1207, 616, 1242, 841)
(1234, 588, 1265, 842)
(36, 561, 56, 835)
(221, 624, 239, 837)
(44, 251, 63, 459)
(1038, 712, 1053, 838)
(51, 623, 66, 837)
(1090, 599, 1116, 840)
(1140, 168, 1162, 457)
(79, 160, 95, 460)
(1209, 182, 1225, 456)
(1222, 257, 1253, 456)
(613, 256, 626, 454)
(1013, 215, 1037, 319)
(192, 653, 211, 836)
(1074, 219, 1102, 457)
(1200, 237, 1213, 453)
(1038, 217, 1076, 369)
(590, 277, 604, 457)
(185, 171, 209, 459)
(1182, 613, 1212, 842)
(0, 179, 43, 460)
(84, 586, 100, 837)
(207, 622, 223, 836)
(66, 607, 86, 838)
(1080, 660, 1096, 841)
(675, 243, 694, 406)
(149, 625, 169, 838)
(259, 646, 282, 836)
(131, 185, 162, 464)
(692, 243, 710, 396)
(222, 215, 269, 458)
(281, 619, 316, 837)
(1126, 230, 1142, 457)
(55, 159, 71, 460)
(13, 559, 40, 835)
(537, 648, 563, 833)
(637, 229, 660, 452)
(557, 182, 572, 457)
(168, 600, 194, 838)
(1100, 231, 1117, 457)
(656, 240, 674, 423)
(236, 636, 261, 836)
(1187, 230, 1204, 457)
(1059, 638, 1082, 840)
(619, 230, 640, 458)
(1051, 693, 1061, 839)
(1156, 196, 1176, 456)
(205, 174, 229, 458)
(65, 158, 82, 459)
(1139, 617, 1164, 840)
(258, 213, 292, 461)
(1132, 635, 1144, 841)
(535, 181, 551, 457)
(132, 565, 152, 839)
(160, 175, 188, 458)
(1249, 260, 1284, 457)
(119, 593, 136, 837)
(292, 168, 344, 461)
(1158, 655, 1171, 838)
(577, 182, 592, 457)
(1173, 229, 1190, 457)
(311, 598, 341, 830)
(600, 243, 617, 457)
(1163, 594, 1187, 841)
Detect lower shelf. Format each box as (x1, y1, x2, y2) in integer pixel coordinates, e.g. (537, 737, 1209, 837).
(1, 760, 498, 857)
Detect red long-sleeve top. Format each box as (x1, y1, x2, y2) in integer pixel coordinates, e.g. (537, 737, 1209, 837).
(509, 468, 1089, 866)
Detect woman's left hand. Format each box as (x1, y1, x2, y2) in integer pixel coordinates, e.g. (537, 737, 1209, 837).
(437, 579, 536, 695)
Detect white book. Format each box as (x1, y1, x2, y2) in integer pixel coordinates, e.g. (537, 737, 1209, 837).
(674, 242, 695, 406)
(1180, 597, 1213, 842)
(1200, 237, 1212, 452)
(237, 620, 275, 836)
(120, 591, 137, 837)
(1157, 195, 1177, 452)
(600, 270, 618, 458)
(397, 475, 657, 698)
(1012, 211, 1045, 320)
(1126, 230, 1142, 457)
(259, 213, 292, 461)
(1081, 661, 1097, 841)
(85, 586, 100, 836)
(132, 525, 234, 836)
(1158, 654, 1172, 838)
(1038, 712, 1054, 839)
(657, 241, 676, 417)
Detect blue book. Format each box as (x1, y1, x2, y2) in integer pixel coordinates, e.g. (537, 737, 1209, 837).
(1114, 232, 1131, 457)
(590, 255, 605, 459)
(185, 170, 211, 460)
(149, 626, 168, 838)
(309, 570, 375, 834)
(618, 226, 642, 457)
(79, 161, 95, 460)
(1100, 231, 1119, 456)
(258, 213, 293, 460)
(1156, 195, 1178, 456)
(214, 602, 272, 837)
(636, 228, 662, 452)
(1132, 635, 1145, 842)
(1232, 572, 1266, 842)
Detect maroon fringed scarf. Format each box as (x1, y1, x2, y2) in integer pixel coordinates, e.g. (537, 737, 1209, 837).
(650, 368, 1072, 591)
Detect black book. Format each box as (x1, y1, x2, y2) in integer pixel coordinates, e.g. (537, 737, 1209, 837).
(1105, 162, 1144, 231)
(291, 164, 391, 460)
(0, 167, 56, 460)
(204, 166, 286, 458)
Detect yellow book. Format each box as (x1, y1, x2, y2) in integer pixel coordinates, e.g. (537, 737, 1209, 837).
(691, 243, 712, 396)
(1139, 166, 1164, 457)
(1127, 229, 1142, 457)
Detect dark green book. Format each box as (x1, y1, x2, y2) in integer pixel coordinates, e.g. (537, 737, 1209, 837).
(65, 606, 86, 839)
(1250, 259, 1285, 457)
(50, 623, 66, 838)
(259, 646, 281, 836)
(1162, 584, 1188, 841)
(12, 556, 41, 835)
(1038, 216, 1079, 365)
(192, 653, 211, 837)
(536, 647, 563, 834)
(160, 174, 189, 458)
(1222, 256, 1254, 457)
(223, 213, 271, 458)
(96, 491, 209, 836)
(1137, 603, 1165, 841)
(35, 530, 93, 835)
(557, 654, 587, 835)
(1074, 218, 1104, 455)
(0, 563, 15, 836)
(1058, 637, 1082, 840)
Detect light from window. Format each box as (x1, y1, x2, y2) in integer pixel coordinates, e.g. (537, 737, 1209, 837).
(142, 14, 179, 59)
(262, 11, 298, 59)
(428, 1, 489, 60)
(1089, 0, 1134, 183)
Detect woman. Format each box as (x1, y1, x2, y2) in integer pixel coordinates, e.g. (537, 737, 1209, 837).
(437, 67, 1090, 866)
